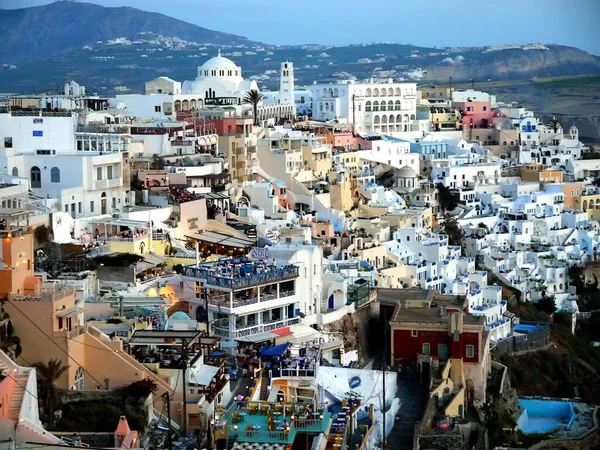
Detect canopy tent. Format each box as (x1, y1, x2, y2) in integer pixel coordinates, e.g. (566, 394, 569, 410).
(260, 342, 290, 358)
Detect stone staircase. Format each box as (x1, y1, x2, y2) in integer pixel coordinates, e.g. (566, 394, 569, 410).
(0, 358, 27, 420)
(259, 377, 269, 401)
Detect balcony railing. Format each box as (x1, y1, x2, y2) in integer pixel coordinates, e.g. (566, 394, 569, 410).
(208, 291, 296, 309)
(9, 285, 75, 303)
(68, 325, 87, 340)
(212, 317, 300, 339)
(93, 178, 121, 190)
(182, 265, 299, 290)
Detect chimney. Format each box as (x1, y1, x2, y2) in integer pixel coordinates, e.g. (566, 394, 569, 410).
(115, 416, 131, 446)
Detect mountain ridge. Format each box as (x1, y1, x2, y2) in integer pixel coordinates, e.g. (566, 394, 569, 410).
(1, 2, 600, 94)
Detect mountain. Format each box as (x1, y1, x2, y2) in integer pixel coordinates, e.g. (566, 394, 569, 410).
(1, 2, 600, 95)
(0, 1, 256, 64)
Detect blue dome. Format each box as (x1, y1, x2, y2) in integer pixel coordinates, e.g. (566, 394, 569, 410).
(170, 311, 190, 320)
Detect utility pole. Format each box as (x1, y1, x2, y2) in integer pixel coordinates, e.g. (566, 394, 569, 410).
(352, 94, 356, 135)
(382, 318, 387, 450)
(163, 391, 172, 450)
(181, 339, 189, 437)
(201, 282, 210, 336)
(449, 76, 452, 96)
(471, 78, 475, 91)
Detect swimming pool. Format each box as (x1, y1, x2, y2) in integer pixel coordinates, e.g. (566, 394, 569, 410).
(513, 324, 548, 333)
(517, 399, 576, 434)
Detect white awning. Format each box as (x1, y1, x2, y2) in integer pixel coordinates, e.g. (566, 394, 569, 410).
(189, 364, 220, 386)
(185, 230, 255, 248)
(236, 331, 277, 343)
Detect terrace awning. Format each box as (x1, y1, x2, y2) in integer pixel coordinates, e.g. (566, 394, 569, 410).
(260, 343, 290, 357)
(189, 364, 220, 386)
(236, 331, 277, 343)
(185, 230, 255, 248)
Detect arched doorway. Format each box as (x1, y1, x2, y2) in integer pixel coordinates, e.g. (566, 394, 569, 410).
(31, 166, 41, 188)
(101, 192, 107, 214)
(195, 305, 208, 323)
(74, 367, 84, 390)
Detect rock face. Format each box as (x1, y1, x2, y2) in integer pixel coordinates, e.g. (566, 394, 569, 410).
(426, 46, 600, 81)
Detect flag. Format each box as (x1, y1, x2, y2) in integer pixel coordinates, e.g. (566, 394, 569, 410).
(33, 118, 43, 124)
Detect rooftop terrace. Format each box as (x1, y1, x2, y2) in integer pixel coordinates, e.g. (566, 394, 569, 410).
(182, 257, 299, 290)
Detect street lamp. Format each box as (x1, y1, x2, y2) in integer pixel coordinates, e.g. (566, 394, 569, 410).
(208, 418, 215, 450)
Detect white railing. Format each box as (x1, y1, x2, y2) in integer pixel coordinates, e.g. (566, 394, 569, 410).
(213, 317, 300, 339)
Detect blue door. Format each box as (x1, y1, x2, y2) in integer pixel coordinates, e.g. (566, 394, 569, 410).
(438, 344, 449, 362)
(328, 295, 334, 310)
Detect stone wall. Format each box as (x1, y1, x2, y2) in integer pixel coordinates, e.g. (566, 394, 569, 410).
(495, 324, 550, 355)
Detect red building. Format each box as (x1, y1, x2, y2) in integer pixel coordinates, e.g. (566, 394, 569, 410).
(389, 304, 490, 404)
(453, 100, 496, 129)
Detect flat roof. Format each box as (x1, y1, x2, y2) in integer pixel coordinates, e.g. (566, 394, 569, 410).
(186, 230, 255, 248)
(130, 330, 203, 345)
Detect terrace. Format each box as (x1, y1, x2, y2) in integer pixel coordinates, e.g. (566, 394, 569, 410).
(220, 400, 331, 444)
(182, 257, 299, 291)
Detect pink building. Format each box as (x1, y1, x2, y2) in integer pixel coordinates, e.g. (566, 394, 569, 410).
(454, 101, 496, 129)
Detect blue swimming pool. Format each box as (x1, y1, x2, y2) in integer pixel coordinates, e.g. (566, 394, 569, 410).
(517, 399, 576, 434)
(513, 324, 548, 333)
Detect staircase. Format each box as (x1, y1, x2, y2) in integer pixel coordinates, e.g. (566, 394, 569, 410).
(259, 377, 269, 401)
(0, 358, 27, 421)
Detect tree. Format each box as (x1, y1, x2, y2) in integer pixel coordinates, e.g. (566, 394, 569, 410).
(443, 216, 464, 247)
(550, 117, 560, 133)
(33, 359, 70, 428)
(436, 183, 458, 213)
(242, 89, 264, 126)
(535, 294, 556, 315)
(34, 225, 50, 249)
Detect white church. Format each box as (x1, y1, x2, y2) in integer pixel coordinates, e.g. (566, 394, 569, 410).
(116, 52, 295, 123)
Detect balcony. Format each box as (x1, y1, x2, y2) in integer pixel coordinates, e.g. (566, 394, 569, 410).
(212, 317, 300, 339)
(9, 285, 75, 303)
(182, 260, 299, 291)
(208, 290, 296, 309)
(93, 178, 121, 190)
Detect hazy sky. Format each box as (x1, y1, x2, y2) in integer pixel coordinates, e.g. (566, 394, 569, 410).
(3, 0, 600, 55)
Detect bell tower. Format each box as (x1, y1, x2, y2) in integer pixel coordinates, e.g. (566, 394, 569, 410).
(279, 61, 295, 106)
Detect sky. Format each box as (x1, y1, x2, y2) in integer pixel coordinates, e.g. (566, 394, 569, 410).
(3, 0, 600, 55)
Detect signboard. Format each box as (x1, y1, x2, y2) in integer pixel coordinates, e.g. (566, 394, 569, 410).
(188, 217, 198, 230)
(348, 376, 361, 390)
(33, 118, 43, 124)
(215, 405, 227, 415)
(33, 130, 43, 137)
(250, 247, 268, 259)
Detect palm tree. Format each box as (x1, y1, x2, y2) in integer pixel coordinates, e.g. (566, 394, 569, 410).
(242, 89, 264, 126)
(550, 117, 560, 133)
(33, 359, 69, 428)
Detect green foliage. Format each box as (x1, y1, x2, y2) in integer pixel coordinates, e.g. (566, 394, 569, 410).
(173, 264, 183, 274)
(442, 216, 464, 247)
(56, 403, 145, 433)
(119, 379, 158, 400)
(242, 89, 264, 126)
(93, 253, 143, 267)
(436, 183, 458, 212)
(34, 225, 51, 248)
(34, 359, 70, 429)
(535, 295, 556, 314)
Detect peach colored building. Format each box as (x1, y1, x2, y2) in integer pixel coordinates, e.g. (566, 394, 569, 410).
(1, 224, 173, 396)
(560, 182, 583, 210)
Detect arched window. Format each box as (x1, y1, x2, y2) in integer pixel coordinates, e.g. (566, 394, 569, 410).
(30, 166, 41, 188)
(51, 167, 60, 183)
(389, 115, 395, 123)
(373, 101, 379, 112)
(374, 115, 380, 124)
(325, 102, 330, 111)
(358, 103, 362, 112)
(388, 100, 394, 111)
(74, 367, 84, 390)
(404, 114, 409, 123)
(182, 100, 189, 111)
(373, 88, 379, 97)
(410, 114, 416, 120)
(328, 88, 333, 97)
(365, 101, 372, 112)
(388, 88, 394, 96)
(382, 116, 388, 124)
(395, 88, 401, 96)
(174, 100, 181, 112)
(334, 88, 339, 97)
(380, 101, 386, 112)
(396, 114, 402, 123)
(320, 103, 324, 112)
(11, 167, 18, 177)
(365, 88, 372, 97)
(395, 100, 401, 110)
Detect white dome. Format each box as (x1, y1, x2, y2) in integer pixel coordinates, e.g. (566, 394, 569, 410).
(200, 55, 239, 71)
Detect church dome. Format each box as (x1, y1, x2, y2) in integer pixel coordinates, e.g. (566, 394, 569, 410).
(200, 51, 239, 72)
(397, 165, 418, 178)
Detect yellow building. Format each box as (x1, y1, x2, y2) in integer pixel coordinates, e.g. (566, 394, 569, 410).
(576, 194, 600, 222)
(520, 164, 563, 184)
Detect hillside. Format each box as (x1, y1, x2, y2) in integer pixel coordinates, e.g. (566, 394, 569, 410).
(1, 2, 600, 95)
(0, 1, 255, 64)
